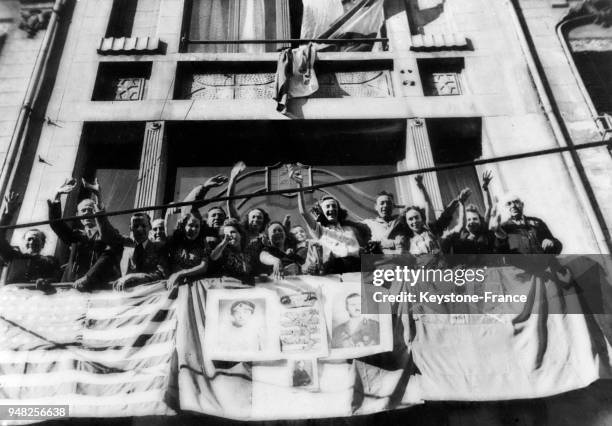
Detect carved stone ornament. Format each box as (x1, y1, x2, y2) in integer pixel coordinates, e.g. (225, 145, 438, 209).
(18, 1, 53, 37)
(567, 0, 612, 27)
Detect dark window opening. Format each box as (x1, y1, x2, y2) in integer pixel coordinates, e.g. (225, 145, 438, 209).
(77, 123, 144, 236)
(427, 117, 484, 212)
(418, 57, 464, 96)
(105, 0, 160, 38)
(92, 62, 152, 101)
(164, 120, 406, 221)
(573, 51, 612, 115)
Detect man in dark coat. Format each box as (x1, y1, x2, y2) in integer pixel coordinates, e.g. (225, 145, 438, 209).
(48, 178, 123, 291)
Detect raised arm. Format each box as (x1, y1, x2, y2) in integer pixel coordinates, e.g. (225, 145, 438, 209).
(210, 233, 230, 261)
(0, 192, 21, 261)
(449, 201, 465, 235)
(482, 171, 493, 225)
(415, 175, 436, 224)
(432, 188, 470, 237)
(181, 174, 228, 216)
(82, 178, 101, 205)
(226, 161, 246, 220)
(289, 168, 318, 236)
(48, 178, 80, 244)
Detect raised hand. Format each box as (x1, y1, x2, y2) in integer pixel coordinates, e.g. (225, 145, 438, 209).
(81, 178, 100, 195)
(204, 174, 228, 188)
(482, 170, 493, 190)
(289, 168, 304, 185)
(230, 161, 247, 180)
(56, 178, 78, 195)
(415, 174, 425, 189)
(458, 188, 472, 203)
(4, 192, 21, 215)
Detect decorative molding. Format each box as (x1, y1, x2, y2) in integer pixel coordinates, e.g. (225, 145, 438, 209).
(570, 37, 612, 51)
(98, 37, 162, 54)
(183, 71, 393, 100)
(18, 1, 53, 38)
(565, 0, 612, 27)
(407, 118, 444, 212)
(134, 121, 167, 219)
(114, 78, 146, 101)
(410, 33, 469, 51)
(426, 72, 462, 96)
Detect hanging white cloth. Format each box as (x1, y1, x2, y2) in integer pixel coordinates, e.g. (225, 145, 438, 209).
(300, 0, 345, 39)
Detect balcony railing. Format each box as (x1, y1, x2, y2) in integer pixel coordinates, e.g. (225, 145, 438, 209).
(181, 37, 389, 52)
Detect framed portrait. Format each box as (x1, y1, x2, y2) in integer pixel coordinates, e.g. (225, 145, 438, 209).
(322, 282, 393, 360)
(205, 288, 281, 361)
(279, 301, 329, 359)
(290, 359, 319, 391)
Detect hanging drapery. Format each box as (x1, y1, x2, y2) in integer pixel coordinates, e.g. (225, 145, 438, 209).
(310, 0, 385, 52)
(300, 0, 345, 39)
(188, 0, 291, 53)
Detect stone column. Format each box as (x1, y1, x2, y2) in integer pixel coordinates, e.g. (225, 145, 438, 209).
(405, 118, 444, 212)
(134, 121, 167, 219)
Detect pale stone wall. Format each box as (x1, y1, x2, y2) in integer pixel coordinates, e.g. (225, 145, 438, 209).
(0, 1, 49, 183)
(517, 0, 612, 251)
(10, 0, 610, 255)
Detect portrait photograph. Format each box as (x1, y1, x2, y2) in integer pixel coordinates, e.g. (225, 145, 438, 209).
(291, 359, 319, 390)
(205, 288, 281, 361)
(323, 282, 392, 360)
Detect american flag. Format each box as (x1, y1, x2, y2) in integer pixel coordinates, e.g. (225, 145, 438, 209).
(0, 282, 177, 422)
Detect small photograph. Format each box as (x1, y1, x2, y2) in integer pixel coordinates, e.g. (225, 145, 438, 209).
(205, 288, 281, 361)
(217, 298, 266, 352)
(290, 359, 318, 390)
(323, 282, 392, 359)
(279, 303, 329, 359)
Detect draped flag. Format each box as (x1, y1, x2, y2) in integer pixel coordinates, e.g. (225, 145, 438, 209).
(0, 282, 177, 423)
(0, 259, 611, 422)
(317, 0, 385, 51)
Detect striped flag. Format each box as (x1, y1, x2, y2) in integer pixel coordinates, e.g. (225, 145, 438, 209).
(317, 0, 385, 51)
(0, 282, 177, 423)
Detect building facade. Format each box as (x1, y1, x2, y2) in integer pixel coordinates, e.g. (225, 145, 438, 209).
(1, 0, 611, 268)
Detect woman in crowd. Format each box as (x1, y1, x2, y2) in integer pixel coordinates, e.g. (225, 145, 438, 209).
(443, 171, 507, 257)
(403, 175, 470, 263)
(166, 210, 209, 291)
(290, 168, 363, 274)
(210, 218, 258, 284)
(226, 162, 271, 245)
(259, 221, 304, 279)
(290, 224, 324, 275)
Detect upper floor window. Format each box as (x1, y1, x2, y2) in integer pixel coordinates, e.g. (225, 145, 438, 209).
(106, 0, 160, 38)
(182, 0, 387, 53)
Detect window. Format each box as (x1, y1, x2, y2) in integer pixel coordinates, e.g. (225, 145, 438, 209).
(106, 0, 160, 38)
(427, 118, 485, 212)
(92, 62, 152, 101)
(573, 51, 612, 115)
(182, 0, 386, 53)
(76, 123, 144, 236)
(165, 120, 406, 221)
(418, 58, 464, 96)
(183, 0, 294, 53)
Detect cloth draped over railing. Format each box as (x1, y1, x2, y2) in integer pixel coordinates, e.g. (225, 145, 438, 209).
(0, 258, 611, 422)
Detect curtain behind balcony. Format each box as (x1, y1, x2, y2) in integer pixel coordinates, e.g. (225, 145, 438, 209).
(189, 0, 290, 53)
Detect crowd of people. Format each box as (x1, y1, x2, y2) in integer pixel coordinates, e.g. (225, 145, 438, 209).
(0, 164, 563, 292)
